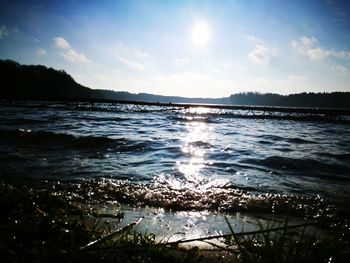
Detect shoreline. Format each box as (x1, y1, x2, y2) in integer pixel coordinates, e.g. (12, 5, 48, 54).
(1, 180, 349, 262)
(98, 203, 312, 249)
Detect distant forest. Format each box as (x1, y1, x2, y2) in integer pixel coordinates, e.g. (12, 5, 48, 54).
(1, 59, 350, 108)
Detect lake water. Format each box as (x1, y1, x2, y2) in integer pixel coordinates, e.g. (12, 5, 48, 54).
(1, 104, 349, 239)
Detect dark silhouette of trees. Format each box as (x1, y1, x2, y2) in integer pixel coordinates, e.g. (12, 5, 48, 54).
(0, 59, 101, 100)
(228, 92, 350, 108)
(1, 59, 349, 108)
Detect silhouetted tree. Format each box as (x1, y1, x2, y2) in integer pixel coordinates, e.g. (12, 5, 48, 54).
(1, 59, 349, 108)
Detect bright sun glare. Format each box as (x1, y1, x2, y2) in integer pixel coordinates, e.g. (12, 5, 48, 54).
(191, 22, 210, 47)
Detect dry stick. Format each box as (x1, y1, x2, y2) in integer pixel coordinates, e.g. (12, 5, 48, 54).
(164, 221, 317, 246)
(80, 218, 142, 250)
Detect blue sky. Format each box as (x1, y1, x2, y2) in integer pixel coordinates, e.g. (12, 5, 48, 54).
(1, 0, 350, 97)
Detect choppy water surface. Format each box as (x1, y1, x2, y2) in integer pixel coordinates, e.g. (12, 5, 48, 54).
(0, 105, 349, 215)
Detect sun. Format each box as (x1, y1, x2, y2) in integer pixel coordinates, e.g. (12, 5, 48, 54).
(191, 22, 210, 47)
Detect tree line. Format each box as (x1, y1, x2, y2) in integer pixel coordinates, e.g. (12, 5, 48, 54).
(1, 59, 349, 108)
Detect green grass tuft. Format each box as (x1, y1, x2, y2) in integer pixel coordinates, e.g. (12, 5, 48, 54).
(223, 217, 349, 263)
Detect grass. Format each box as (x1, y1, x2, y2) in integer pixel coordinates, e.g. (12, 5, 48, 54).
(0, 181, 349, 262)
(0, 182, 200, 262)
(222, 217, 347, 263)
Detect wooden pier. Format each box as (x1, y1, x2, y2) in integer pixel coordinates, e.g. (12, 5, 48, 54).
(2, 98, 350, 122)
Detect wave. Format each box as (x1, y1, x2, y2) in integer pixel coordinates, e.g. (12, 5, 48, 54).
(168, 115, 218, 124)
(256, 134, 285, 142)
(241, 156, 350, 180)
(0, 117, 51, 125)
(257, 134, 315, 144)
(317, 152, 350, 160)
(186, 140, 213, 148)
(0, 129, 152, 152)
(51, 178, 332, 219)
(76, 115, 129, 123)
(285, 137, 315, 144)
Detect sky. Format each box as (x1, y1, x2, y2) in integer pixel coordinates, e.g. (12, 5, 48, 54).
(1, 0, 350, 98)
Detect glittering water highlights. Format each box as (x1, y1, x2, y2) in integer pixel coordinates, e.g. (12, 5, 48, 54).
(0, 105, 349, 217)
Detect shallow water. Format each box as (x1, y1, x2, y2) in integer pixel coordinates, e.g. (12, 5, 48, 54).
(0, 105, 349, 215)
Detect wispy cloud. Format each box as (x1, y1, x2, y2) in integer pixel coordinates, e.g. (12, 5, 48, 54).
(36, 48, 46, 57)
(287, 74, 308, 81)
(300, 36, 317, 46)
(54, 37, 70, 49)
(332, 65, 349, 76)
(53, 37, 90, 63)
(292, 36, 350, 60)
(248, 44, 271, 65)
(115, 54, 145, 70)
(61, 49, 90, 63)
(174, 58, 189, 66)
(246, 35, 263, 44)
(0, 25, 9, 38)
(114, 42, 150, 71)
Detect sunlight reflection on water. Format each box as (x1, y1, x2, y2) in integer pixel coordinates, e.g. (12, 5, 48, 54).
(1, 106, 350, 211)
(178, 120, 209, 187)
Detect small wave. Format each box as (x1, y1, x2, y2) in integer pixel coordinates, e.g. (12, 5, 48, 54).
(168, 115, 217, 123)
(121, 141, 155, 152)
(0, 129, 155, 152)
(317, 152, 350, 161)
(187, 141, 213, 148)
(0, 129, 78, 144)
(241, 156, 350, 180)
(257, 135, 314, 145)
(257, 134, 285, 142)
(257, 140, 273, 145)
(285, 137, 315, 144)
(52, 178, 332, 219)
(77, 115, 129, 123)
(0, 117, 51, 125)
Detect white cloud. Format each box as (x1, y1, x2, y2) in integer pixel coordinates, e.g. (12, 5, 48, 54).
(246, 35, 262, 44)
(54, 37, 70, 49)
(306, 48, 332, 60)
(287, 74, 308, 81)
(221, 62, 231, 67)
(331, 50, 350, 59)
(60, 49, 89, 63)
(292, 36, 350, 60)
(0, 25, 9, 38)
(300, 36, 317, 46)
(53, 36, 90, 63)
(115, 43, 149, 57)
(114, 42, 150, 70)
(135, 50, 150, 59)
(32, 37, 40, 43)
(248, 44, 271, 65)
(332, 65, 349, 76)
(115, 54, 145, 70)
(36, 48, 46, 57)
(247, 35, 277, 65)
(175, 58, 189, 66)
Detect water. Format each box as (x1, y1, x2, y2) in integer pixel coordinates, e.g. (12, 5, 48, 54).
(1, 105, 350, 216)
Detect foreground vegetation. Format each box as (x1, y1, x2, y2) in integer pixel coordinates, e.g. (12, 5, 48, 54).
(0, 181, 349, 262)
(0, 182, 200, 263)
